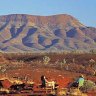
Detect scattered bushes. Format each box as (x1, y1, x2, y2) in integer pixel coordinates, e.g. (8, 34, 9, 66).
(0, 53, 96, 76)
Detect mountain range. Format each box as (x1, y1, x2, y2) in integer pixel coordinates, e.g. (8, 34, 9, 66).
(0, 14, 96, 52)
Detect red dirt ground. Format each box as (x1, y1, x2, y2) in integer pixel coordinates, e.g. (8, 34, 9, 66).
(0, 67, 96, 95)
(0, 53, 96, 95)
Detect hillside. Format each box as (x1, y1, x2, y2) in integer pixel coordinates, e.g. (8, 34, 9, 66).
(0, 14, 96, 52)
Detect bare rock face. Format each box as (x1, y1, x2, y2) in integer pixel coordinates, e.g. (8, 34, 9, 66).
(0, 14, 96, 52)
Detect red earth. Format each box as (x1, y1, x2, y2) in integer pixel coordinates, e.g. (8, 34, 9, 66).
(0, 53, 96, 95)
(0, 67, 95, 95)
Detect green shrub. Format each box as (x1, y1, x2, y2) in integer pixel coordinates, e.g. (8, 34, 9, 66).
(81, 80, 96, 92)
(43, 56, 50, 65)
(60, 59, 67, 69)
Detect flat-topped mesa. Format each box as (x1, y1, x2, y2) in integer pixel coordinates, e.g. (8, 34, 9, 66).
(0, 14, 84, 28)
(0, 14, 96, 52)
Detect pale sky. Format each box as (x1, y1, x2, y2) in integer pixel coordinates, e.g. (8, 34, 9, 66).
(0, 0, 96, 27)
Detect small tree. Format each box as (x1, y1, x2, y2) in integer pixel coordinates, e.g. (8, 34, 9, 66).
(43, 56, 50, 65)
(60, 59, 66, 69)
(93, 70, 96, 76)
(1, 67, 7, 77)
(89, 59, 96, 67)
(72, 58, 75, 64)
